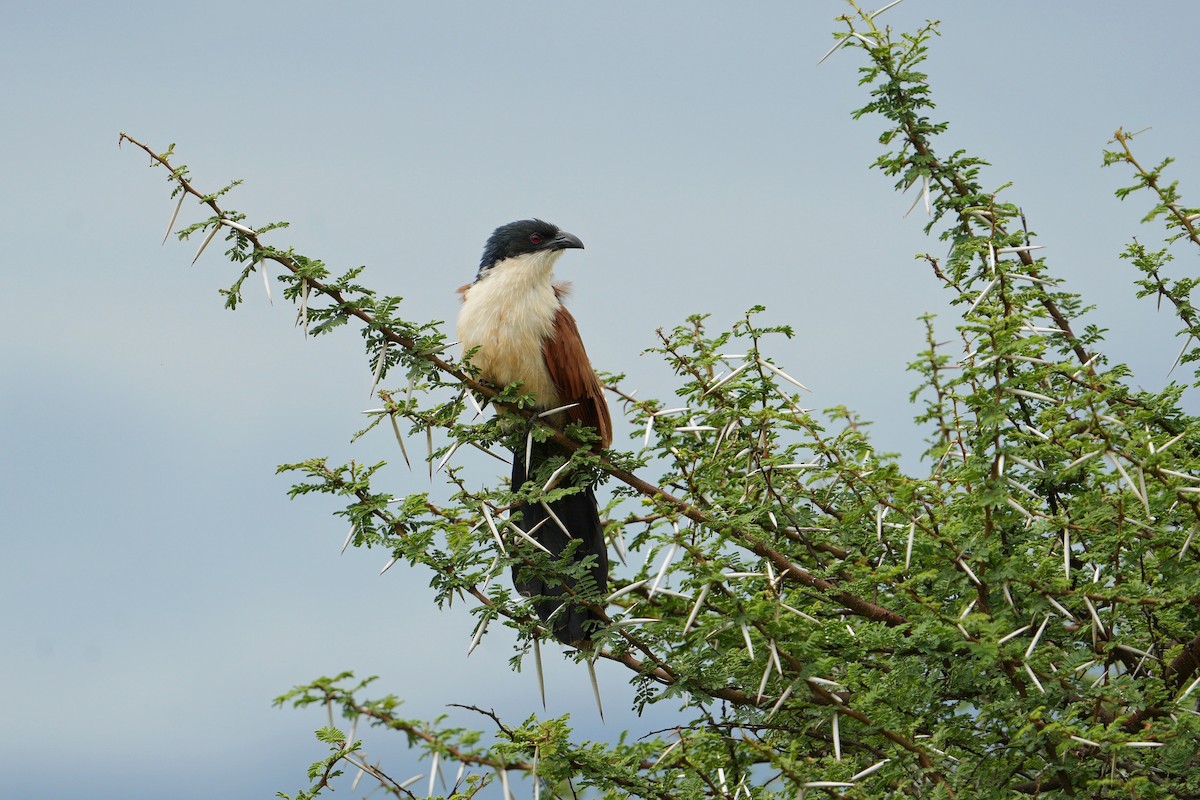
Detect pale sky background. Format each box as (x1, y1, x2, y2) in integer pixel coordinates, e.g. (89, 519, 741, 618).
(4, 2, 1200, 798)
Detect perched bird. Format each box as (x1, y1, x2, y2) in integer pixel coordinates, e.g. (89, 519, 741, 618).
(457, 219, 612, 644)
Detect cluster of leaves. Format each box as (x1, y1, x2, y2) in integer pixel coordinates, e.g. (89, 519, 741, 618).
(123, 2, 1200, 797)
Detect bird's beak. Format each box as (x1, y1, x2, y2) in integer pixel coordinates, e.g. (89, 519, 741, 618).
(551, 230, 584, 250)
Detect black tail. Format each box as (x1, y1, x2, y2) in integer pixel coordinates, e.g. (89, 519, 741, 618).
(510, 445, 608, 644)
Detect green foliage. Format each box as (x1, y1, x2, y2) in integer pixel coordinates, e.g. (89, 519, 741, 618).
(120, 2, 1200, 797)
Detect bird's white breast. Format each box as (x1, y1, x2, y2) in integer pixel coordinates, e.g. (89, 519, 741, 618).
(457, 250, 563, 408)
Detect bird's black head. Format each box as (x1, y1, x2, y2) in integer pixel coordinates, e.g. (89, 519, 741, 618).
(477, 219, 584, 274)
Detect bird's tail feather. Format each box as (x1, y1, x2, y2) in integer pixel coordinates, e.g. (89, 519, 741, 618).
(510, 446, 608, 644)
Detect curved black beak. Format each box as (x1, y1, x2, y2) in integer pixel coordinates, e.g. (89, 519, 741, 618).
(551, 230, 584, 250)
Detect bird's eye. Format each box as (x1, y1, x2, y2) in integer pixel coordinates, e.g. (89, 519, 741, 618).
(529, 233, 543, 244)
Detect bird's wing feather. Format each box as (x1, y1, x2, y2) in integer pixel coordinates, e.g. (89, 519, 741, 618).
(543, 306, 612, 449)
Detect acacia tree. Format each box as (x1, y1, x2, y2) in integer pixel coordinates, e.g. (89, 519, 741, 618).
(122, 5, 1200, 798)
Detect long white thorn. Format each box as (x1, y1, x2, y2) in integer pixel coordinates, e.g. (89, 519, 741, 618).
(958, 558, 981, 586)
(1025, 614, 1051, 659)
(369, 341, 388, 398)
(389, 413, 411, 468)
(467, 615, 488, 656)
(703, 361, 751, 396)
(998, 624, 1032, 646)
(505, 517, 553, 555)
(538, 402, 581, 418)
(524, 426, 534, 480)
(869, 0, 905, 18)
(1169, 334, 1193, 377)
(905, 522, 915, 570)
(482, 504, 506, 554)
(740, 623, 756, 660)
(966, 276, 1000, 316)
(163, 191, 186, 245)
(1023, 661, 1045, 693)
(606, 579, 647, 603)
(649, 542, 678, 598)
(426, 425, 433, 480)
(832, 711, 841, 761)
(540, 501, 571, 537)
(765, 683, 794, 720)
(758, 359, 812, 392)
(1063, 528, 1071, 579)
(434, 441, 461, 475)
(1178, 671, 1200, 702)
(817, 34, 850, 65)
(533, 636, 546, 709)
(191, 223, 220, 264)
(541, 459, 574, 493)
(259, 256, 272, 304)
(682, 584, 710, 635)
(587, 656, 604, 721)
(218, 218, 254, 236)
(849, 759, 891, 781)
(1179, 528, 1196, 561)
(756, 656, 772, 703)
(341, 524, 356, 555)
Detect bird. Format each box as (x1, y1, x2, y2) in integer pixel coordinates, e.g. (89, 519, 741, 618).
(456, 219, 612, 645)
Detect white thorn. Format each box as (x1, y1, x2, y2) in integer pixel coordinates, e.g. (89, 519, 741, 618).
(757, 359, 812, 392)
(191, 223, 220, 264)
(541, 459, 574, 493)
(868, 0, 905, 18)
(832, 711, 841, 761)
(1022, 661, 1044, 693)
(389, 413, 411, 469)
(434, 441, 461, 475)
(259, 256, 272, 304)
(817, 34, 850, 65)
(905, 522, 915, 570)
(1063, 528, 1071, 579)
(467, 615, 488, 656)
(605, 579, 647, 603)
(997, 624, 1032, 646)
(740, 623, 756, 661)
(220, 217, 255, 236)
(505, 516, 553, 555)
(533, 636, 546, 709)
(682, 584, 710, 635)
(849, 759, 890, 781)
(426, 425, 434, 480)
(538, 402, 580, 418)
(1178, 671, 1200, 702)
(756, 655, 772, 703)
(649, 542, 678, 598)
(587, 656, 604, 721)
(957, 558, 981, 586)
(765, 683, 793, 720)
(1179, 528, 1196, 561)
(163, 191, 185, 245)
(380, 556, 398, 575)
(428, 751, 440, 798)
(482, 504, 506, 554)
(369, 340, 388, 398)
(340, 524, 356, 555)
(1024, 614, 1051, 659)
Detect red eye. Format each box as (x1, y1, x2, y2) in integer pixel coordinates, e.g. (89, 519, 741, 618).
(529, 233, 543, 244)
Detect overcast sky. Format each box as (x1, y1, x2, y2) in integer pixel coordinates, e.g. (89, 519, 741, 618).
(4, 2, 1200, 798)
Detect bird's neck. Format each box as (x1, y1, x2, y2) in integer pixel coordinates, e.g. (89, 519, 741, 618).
(476, 248, 564, 289)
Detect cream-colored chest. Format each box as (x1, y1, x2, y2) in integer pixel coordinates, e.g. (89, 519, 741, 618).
(457, 258, 562, 407)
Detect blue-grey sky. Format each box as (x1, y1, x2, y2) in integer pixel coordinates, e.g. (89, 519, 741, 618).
(4, 2, 1199, 798)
